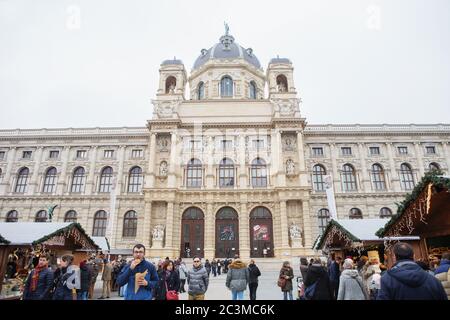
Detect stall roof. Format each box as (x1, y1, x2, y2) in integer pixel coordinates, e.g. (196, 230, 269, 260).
(0, 222, 98, 250)
(91, 237, 110, 252)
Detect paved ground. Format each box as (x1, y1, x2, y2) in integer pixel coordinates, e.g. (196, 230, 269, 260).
(93, 258, 302, 300)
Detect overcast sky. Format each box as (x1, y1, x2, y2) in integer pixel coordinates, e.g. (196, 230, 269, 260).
(1, 0, 449, 129)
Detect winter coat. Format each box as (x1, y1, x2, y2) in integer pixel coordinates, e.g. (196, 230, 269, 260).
(328, 261, 341, 283)
(363, 263, 382, 291)
(337, 269, 368, 300)
(79, 264, 92, 292)
(226, 260, 249, 292)
(279, 266, 294, 292)
(377, 260, 447, 300)
(435, 259, 450, 300)
(304, 263, 333, 300)
(211, 261, 217, 270)
(116, 259, 159, 300)
(23, 267, 54, 300)
(300, 265, 308, 280)
(248, 263, 261, 284)
(178, 263, 188, 280)
(102, 262, 113, 281)
(154, 269, 181, 300)
(52, 267, 75, 300)
(205, 261, 212, 273)
(187, 264, 209, 295)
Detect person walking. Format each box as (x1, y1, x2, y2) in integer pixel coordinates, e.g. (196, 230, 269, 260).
(299, 257, 309, 280)
(98, 259, 113, 299)
(77, 260, 92, 300)
(224, 258, 230, 274)
(217, 259, 222, 275)
(211, 259, 217, 277)
(205, 259, 212, 277)
(328, 256, 341, 299)
(53, 254, 76, 300)
(88, 254, 103, 299)
(434, 252, 450, 299)
(377, 242, 447, 300)
(116, 244, 159, 300)
(225, 256, 249, 300)
(337, 258, 368, 300)
(248, 259, 261, 300)
(178, 261, 188, 293)
(155, 260, 180, 300)
(303, 258, 333, 300)
(279, 261, 294, 300)
(187, 257, 209, 300)
(23, 254, 54, 300)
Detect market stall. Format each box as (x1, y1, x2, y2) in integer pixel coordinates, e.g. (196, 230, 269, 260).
(0, 222, 99, 299)
(376, 173, 450, 266)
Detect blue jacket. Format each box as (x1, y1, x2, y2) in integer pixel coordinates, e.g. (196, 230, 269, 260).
(23, 267, 54, 300)
(377, 260, 447, 300)
(116, 259, 159, 300)
(329, 261, 341, 283)
(435, 259, 450, 275)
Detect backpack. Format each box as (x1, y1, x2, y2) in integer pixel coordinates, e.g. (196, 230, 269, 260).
(304, 280, 319, 300)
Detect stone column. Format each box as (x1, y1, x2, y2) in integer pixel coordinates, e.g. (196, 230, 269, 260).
(142, 198, 153, 250)
(85, 146, 98, 194)
(204, 202, 215, 260)
(279, 200, 289, 248)
(168, 131, 178, 188)
(56, 146, 70, 195)
(441, 142, 450, 172)
(28, 146, 44, 195)
(385, 143, 400, 192)
(116, 146, 126, 194)
(205, 136, 214, 188)
(329, 143, 340, 193)
(297, 131, 308, 186)
(414, 142, 425, 178)
(357, 143, 370, 192)
(145, 133, 157, 188)
(0, 147, 16, 195)
(274, 129, 285, 186)
(239, 202, 250, 259)
(165, 202, 175, 253)
(302, 199, 313, 251)
(238, 134, 247, 187)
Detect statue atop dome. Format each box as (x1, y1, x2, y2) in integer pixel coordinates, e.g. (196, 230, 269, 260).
(224, 22, 230, 36)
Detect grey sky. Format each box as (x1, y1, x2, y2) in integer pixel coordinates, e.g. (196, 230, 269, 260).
(1, 0, 449, 129)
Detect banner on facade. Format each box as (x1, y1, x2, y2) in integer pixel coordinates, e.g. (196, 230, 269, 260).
(324, 175, 338, 220)
(253, 224, 270, 241)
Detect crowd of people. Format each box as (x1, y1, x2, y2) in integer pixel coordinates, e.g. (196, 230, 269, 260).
(17, 242, 449, 300)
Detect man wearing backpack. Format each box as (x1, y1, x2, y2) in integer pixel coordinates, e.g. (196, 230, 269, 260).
(304, 258, 333, 300)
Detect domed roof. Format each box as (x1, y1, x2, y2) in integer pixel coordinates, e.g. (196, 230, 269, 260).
(193, 30, 261, 70)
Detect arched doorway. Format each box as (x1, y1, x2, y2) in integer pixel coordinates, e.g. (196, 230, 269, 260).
(215, 207, 239, 258)
(249, 207, 274, 258)
(180, 207, 204, 258)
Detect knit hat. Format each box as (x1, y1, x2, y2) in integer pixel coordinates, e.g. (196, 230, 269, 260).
(343, 258, 354, 269)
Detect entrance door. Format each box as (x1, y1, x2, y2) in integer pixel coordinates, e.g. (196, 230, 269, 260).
(180, 207, 204, 258)
(249, 207, 274, 258)
(215, 207, 239, 258)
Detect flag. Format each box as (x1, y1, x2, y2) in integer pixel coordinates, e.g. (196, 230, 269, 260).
(324, 175, 337, 220)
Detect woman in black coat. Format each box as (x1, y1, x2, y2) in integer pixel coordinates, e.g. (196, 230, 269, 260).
(155, 260, 180, 300)
(303, 259, 333, 300)
(248, 260, 261, 300)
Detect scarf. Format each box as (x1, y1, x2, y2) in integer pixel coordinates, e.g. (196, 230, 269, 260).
(30, 265, 45, 292)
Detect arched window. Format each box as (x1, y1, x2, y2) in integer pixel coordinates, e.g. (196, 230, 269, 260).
(197, 81, 205, 100)
(371, 164, 386, 191)
(71, 167, 85, 193)
(15, 167, 29, 193)
(276, 74, 288, 92)
(312, 165, 326, 191)
(429, 162, 441, 172)
(99, 166, 113, 193)
(250, 206, 272, 219)
(251, 158, 267, 187)
(186, 159, 202, 188)
(318, 209, 330, 234)
(64, 210, 77, 223)
(219, 158, 234, 188)
(42, 167, 57, 193)
(128, 166, 143, 193)
(249, 81, 257, 99)
(183, 207, 204, 220)
(379, 207, 393, 218)
(341, 164, 357, 191)
(220, 76, 233, 97)
(165, 76, 176, 93)
(123, 211, 138, 237)
(400, 163, 414, 190)
(6, 210, 18, 222)
(92, 210, 108, 236)
(349, 208, 362, 219)
(35, 210, 48, 222)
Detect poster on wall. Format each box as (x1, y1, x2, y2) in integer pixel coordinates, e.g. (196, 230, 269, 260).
(253, 224, 270, 241)
(220, 225, 235, 240)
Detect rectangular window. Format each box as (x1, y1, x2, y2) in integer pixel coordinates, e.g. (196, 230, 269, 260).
(252, 139, 264, 150)
(0, 151, 5, 160)
(426, 146, 436, 154)
(131, 149, 143, 158)
(312, 147, 324, 156)
(398, 146, 408, 155)
(104, 150, 114, 158)
(341, 147, 352, 156)
(221, 140, 233, 150)
(49, 150, 59, 159)
(22, 151, 32, 159)
(369, 147, 380, 155)
(76, 150, 87, 159)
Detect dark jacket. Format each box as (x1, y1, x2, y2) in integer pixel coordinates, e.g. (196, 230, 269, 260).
(187, 264, 209, 295)
(116, 259, 159, 300)
(205, 261, 212, 273)
(435, 259, 450, 275)
(23, 267, 54, 300)
(304, 263, 333, 300)
(52, 267, 75, 300)
(79, 264, 92, 292)
(279, 266, 294, 292)
(248, 263, 261, 284)
(155, 269, 181, 300)
(377, 260, 447, 300)
(226, 260, 249, 292)
(300, 265, 309, 280)
(329, 261, 341, 283)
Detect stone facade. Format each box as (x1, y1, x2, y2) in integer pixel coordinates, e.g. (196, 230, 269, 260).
(1, 30, 449, 260)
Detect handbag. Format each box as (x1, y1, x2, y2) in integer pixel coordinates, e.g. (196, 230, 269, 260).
(165, 280, 179, 300)
(277, 276, 286, 288)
